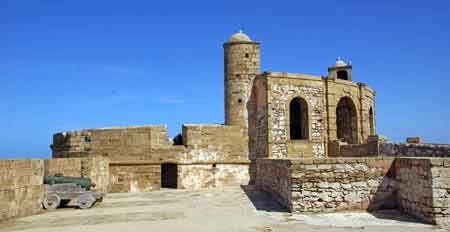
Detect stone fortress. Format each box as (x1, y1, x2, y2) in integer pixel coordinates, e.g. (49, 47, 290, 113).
(2, 31, 450, 225)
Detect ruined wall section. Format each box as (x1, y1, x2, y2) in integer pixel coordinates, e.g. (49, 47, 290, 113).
(381, 143, 450, 157)
(0, 160, 45, 221)
(267, 74, 326, 158)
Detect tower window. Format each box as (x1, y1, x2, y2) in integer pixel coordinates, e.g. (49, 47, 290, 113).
(238, 99, 242, 103)
(289, 97, 309, 140)
(337, 70, 348, 80)
(245, 53, 249, 58)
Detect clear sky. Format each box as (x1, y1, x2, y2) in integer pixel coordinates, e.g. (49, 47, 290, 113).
(1, 0, 449, 158)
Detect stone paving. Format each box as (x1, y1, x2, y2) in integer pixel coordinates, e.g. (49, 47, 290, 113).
(0, 186, 448, 232)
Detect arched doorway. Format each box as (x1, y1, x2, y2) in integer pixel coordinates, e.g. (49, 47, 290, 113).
(289, 97, 309, 140)
(336, 97, 358, 144)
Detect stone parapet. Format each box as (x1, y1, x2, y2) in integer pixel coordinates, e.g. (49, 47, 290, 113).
(381, 143, 450, 157)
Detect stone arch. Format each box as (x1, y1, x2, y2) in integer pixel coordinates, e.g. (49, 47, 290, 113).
(369, 107, 375, 135)
(336, 97, 358, 144)
(289, 97, 309, 140)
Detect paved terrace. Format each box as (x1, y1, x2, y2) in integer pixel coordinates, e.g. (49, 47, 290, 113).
(0, 186, 448, 232)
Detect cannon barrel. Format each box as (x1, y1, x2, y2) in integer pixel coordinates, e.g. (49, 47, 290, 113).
(44, 176, 93, 190)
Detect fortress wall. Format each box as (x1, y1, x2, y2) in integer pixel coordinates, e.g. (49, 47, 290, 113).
(395, 158, 450, 225)
(381, 143, 450, 157)
(0, 159, 45, 221)
(52, 124, 251, 193)
(109, 162, 160, 193)
(182, 124, 248, 162)
(178, 163, 250, 190)
(52, 125, 173, 161)
(45, 157, 110, 193)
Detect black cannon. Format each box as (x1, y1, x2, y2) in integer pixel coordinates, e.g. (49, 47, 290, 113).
(42, 175, 105, 210)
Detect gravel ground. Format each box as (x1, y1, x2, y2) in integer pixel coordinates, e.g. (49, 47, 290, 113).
(0, 186, 448, 232)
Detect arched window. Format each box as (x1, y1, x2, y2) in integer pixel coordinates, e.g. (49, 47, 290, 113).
(336, 97, 358, 144)
(337, 70, 348, 80)
(369, 107, 375, 135)
(290, 97, 309, 140)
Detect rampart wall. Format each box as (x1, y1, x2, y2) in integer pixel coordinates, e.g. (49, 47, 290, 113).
(0, 160, 45, 221)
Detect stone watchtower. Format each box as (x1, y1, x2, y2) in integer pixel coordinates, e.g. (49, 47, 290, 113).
(223, 31, 260, 129)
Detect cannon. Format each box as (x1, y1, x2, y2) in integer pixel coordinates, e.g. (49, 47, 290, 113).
(42, 175, 105, 210)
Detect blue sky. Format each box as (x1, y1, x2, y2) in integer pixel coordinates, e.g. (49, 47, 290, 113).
(1, 0, 449, 158)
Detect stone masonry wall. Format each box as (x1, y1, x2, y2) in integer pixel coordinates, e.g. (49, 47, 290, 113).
(255, 159, 292, 210)
(381, 143, 450, 157)
(395, 158, 450, 225)
(0, 159, 45, 221)
(109, 162, 160, 193)
(45, 157, 110, 193)
(181, 124, 248, 162)
(52, 124, 250, 193)
(178, 164, 250, 190)
(268, 78, 326, 158)
(256, 157, 450, 225)
(256, 158, 397, 213)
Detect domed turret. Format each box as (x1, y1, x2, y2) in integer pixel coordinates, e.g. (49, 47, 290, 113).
(223, 31, 260, 128)
(328, 57, 353, 81)
(228, 30, 252, 42)
(333, 58, 348, 67)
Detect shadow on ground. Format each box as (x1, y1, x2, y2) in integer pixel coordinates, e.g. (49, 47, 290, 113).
(241, 185, 288, 213)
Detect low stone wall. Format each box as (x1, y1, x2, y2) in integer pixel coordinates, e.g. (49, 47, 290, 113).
(395, 158, 450, 225)
(45, 157, 110, 193)
(178, 163, 250, 189)
(256, 158, 396, 213)
(256, 157, 450, 225)
(328, 136, 380, 157)
(381, 143, 450, 157)
(0, 159, 45, 221)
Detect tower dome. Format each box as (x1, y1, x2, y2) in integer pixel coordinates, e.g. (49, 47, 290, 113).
(228, 30, 252, 42)
(334, 57, 348, 67)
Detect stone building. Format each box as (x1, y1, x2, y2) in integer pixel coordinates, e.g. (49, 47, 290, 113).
(51, 31, 377, 192)
(2, 31, 450, 225)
